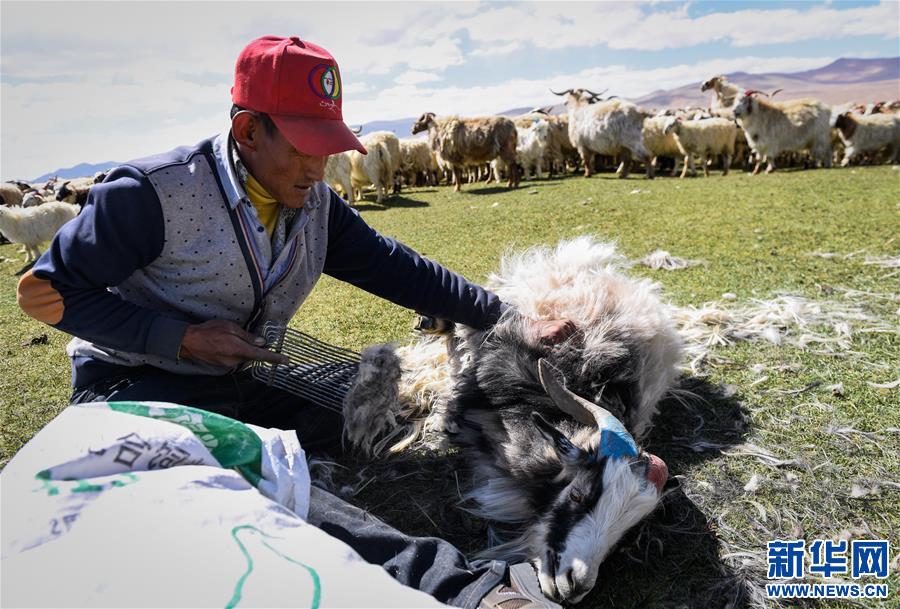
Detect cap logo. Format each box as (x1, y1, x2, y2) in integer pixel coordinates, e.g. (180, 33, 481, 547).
(309, 64, 341, 101)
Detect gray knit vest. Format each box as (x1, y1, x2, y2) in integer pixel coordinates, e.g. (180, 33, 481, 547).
(67, 134, 333, 376)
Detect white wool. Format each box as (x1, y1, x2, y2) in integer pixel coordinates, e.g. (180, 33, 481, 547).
(324, 153, 353, 203)
(0, 202, 79, 262)
(674, 294, 893, 375)
(640, 249, 702, 271)
(378, 237, 682, 448)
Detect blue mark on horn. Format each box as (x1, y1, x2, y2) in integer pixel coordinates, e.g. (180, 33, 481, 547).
(597, 413, 638, 459)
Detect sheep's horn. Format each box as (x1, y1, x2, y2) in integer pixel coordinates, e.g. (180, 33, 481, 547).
(583, 88, 608, 98)
(744, 89, 767, 97)
(350, 126, 363, 135)
(538, 359, 638, 458)
(538, 359, 616, 427)
(549, 88, 572, 96)
(769, 88, 783, 98)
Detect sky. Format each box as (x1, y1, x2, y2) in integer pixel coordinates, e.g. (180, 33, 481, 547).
(2, 0, 898, 181)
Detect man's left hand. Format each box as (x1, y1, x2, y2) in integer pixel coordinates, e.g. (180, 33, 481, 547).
(532, 319, 577, 345)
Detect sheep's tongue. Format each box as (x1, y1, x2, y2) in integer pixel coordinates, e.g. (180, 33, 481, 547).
(646, 453, 668, 493)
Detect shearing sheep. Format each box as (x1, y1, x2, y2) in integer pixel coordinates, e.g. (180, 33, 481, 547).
(411, 113, 520, 192)
(551, 88, 652, 179)
(834, 111, 900, 166)
(345, 237, 682, 604)
(398, 138, 438, 186)
(324, 152, 354, 203)
(0, 202, 80, 263)
(733, 91, 832, 174)
(663, 117, 738, 178)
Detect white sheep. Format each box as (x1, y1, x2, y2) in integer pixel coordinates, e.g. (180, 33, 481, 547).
(363, 131, 402, 192)
(398, 138, 438, 186)
(348, 138, 394, 204)
(324, 152, 354, 203)
(834, 111, 900, 166)
(733, 92, 832, 174)
(551, 89, 651, 179)
(663, 117, 738, 178)
(515, 118, 552, 179)
(642, 115, 687, 177)
(22, 192, 46, 208)
(700, 75, 743, 112)
(0, 202, 79, 263)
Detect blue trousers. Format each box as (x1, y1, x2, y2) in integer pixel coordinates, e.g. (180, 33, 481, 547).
(70, 366, 505, 608)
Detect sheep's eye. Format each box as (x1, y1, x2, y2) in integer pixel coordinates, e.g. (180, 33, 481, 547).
(569, 489, 584, 504)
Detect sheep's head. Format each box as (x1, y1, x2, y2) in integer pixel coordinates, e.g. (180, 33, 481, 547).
(700, 75, 724, 92)
(550, 88, 595, 108)
(55, 181, 74, 203)
(834, 112, 857, 138)
(411, 112, 436, 135)
(662, 116, 682, 135)
(526, 360, 667, 604)
(732, 90, 762, 118)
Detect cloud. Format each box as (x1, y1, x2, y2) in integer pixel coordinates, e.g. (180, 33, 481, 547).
(469, 42, 522, 57)
(1, 1, 896, 179)
(458, 1, 898, 52)
(342, 55, 836, 126)
(394, 70, 442, 85)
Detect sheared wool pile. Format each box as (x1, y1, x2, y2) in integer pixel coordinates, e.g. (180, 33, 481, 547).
(640, 249, 702, 271)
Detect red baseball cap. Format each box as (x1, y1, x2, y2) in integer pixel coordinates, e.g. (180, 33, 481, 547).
(232, 35, 366, 156)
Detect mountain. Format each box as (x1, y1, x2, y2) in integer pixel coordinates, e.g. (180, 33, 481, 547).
(635, 57, 899, 109)
(32, 161, 120, 183)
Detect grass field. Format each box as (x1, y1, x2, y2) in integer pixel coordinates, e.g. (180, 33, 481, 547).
(1, 166, 898, 607)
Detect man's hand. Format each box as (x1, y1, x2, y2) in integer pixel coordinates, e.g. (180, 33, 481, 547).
(532, 318, 578, 345)
(178, 320, 290, 368)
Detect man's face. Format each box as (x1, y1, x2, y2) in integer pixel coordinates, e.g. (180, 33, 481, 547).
(243, 117, 327, 209)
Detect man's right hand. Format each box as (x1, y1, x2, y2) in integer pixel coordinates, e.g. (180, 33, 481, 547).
(178, 320, 290, 368)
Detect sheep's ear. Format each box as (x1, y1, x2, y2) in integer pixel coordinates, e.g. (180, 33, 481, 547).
(532, 412, 585, 465)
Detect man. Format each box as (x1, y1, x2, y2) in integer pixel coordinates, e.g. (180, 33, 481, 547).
(18, 35, 572, 608)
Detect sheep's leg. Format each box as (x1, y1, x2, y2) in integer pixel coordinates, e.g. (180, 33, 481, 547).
(679, 155, 690, 179)
(344, 180, 354, 203)
(580, 149, 593, 177)
(617, 150, 632, 179)
(751, 157, 762, 175)
(841, 149, 853, 167)
(507, 160, 519, 189)
(703, 154, 710, 177)
(765, 158, 776, 174)
(452, 167, 463, 192)
(375, 181, 384, 204)
(722, 153, 731, 176)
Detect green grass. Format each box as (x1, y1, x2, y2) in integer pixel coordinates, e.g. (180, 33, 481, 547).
(1, 166, 898, 607)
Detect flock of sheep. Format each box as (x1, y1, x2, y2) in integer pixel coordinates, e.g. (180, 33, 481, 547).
(2, 73, 898, 268)
(325, 73, 899, 199)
